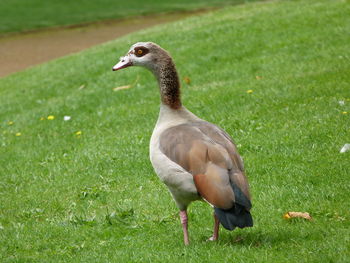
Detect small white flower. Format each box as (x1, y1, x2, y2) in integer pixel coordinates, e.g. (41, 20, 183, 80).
(338, 100, 345, 106)
(340, 144, 350, 153)
(64, 116, 71, 121)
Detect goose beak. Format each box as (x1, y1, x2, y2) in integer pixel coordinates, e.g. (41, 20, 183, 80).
(112, 56, 133, 71)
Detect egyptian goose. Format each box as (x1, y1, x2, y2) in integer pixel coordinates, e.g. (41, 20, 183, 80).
(112, 42, 253, 245)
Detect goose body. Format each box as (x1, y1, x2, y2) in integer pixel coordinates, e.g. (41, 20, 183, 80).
(112, 42, 253, 245)
(150, 105, 201, 210)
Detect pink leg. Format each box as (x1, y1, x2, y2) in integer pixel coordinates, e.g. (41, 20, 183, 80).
(208, 213, 220, 241)
(179, 210, 189, 245)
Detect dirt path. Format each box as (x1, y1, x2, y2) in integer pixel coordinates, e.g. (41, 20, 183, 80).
(0, 10, 206, 78)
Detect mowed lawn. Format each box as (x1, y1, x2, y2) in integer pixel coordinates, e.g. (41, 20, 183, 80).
(0, 0, 258, 34)
(0, 0, 349, 262)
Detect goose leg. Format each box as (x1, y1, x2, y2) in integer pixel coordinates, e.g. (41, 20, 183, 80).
(208, 213, 220, 241)
(179, 210, 189, 245)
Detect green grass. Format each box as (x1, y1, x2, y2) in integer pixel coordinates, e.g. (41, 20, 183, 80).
(0, 0, 256, 34)
(1, 0, 350, 262)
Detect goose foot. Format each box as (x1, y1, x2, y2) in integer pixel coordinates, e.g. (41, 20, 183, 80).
(207, 236, 217, 241)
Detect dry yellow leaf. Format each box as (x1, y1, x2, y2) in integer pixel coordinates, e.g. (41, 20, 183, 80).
(283, 212, 312, 220)
(183, 76, 191, 85)
(283, 213, 291, 219)
(113, 85, 132, 91)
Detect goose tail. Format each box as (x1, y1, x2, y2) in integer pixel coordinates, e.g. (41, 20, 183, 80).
(214, 182, 253, 230)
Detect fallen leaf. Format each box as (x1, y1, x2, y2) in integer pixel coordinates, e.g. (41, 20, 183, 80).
(113, 76, 140, 92)
(113, 85, 132, 91)
(255, 76, 262, 80)
(183, 76, 191, 85)
(283, 212, 312, 220)
(78, 85, 86, 90)
(283, 213, 291, 219)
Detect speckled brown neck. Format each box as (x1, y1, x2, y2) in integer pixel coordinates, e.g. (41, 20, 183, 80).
(157, 57, 182, 110)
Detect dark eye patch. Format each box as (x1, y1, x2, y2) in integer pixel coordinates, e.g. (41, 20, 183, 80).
(134, 46, 149, 57)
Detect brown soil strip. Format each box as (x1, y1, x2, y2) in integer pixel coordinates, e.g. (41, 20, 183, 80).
(0, 10, 209, 78)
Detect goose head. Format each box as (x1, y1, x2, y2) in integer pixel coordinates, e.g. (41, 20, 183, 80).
(112, 42, 181, 109)
(112, 42, 170, 73)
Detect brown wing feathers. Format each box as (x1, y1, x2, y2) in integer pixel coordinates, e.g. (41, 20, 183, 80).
(159, 122, 251, 210)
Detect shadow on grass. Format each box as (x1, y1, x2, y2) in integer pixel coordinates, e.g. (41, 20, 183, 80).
(205, 227, 310, 248)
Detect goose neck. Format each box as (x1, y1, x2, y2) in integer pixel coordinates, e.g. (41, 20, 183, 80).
(153, 58, 182, 110)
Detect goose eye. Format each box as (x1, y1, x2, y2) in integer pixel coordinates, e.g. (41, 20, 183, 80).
(134, 47, 149, 57)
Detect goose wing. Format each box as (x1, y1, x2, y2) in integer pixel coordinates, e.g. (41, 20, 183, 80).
(159, 121, 251, 210)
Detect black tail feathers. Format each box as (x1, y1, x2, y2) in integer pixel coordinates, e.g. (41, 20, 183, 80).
(214, 204, 253, 230)
(214, 182, 253, 230)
